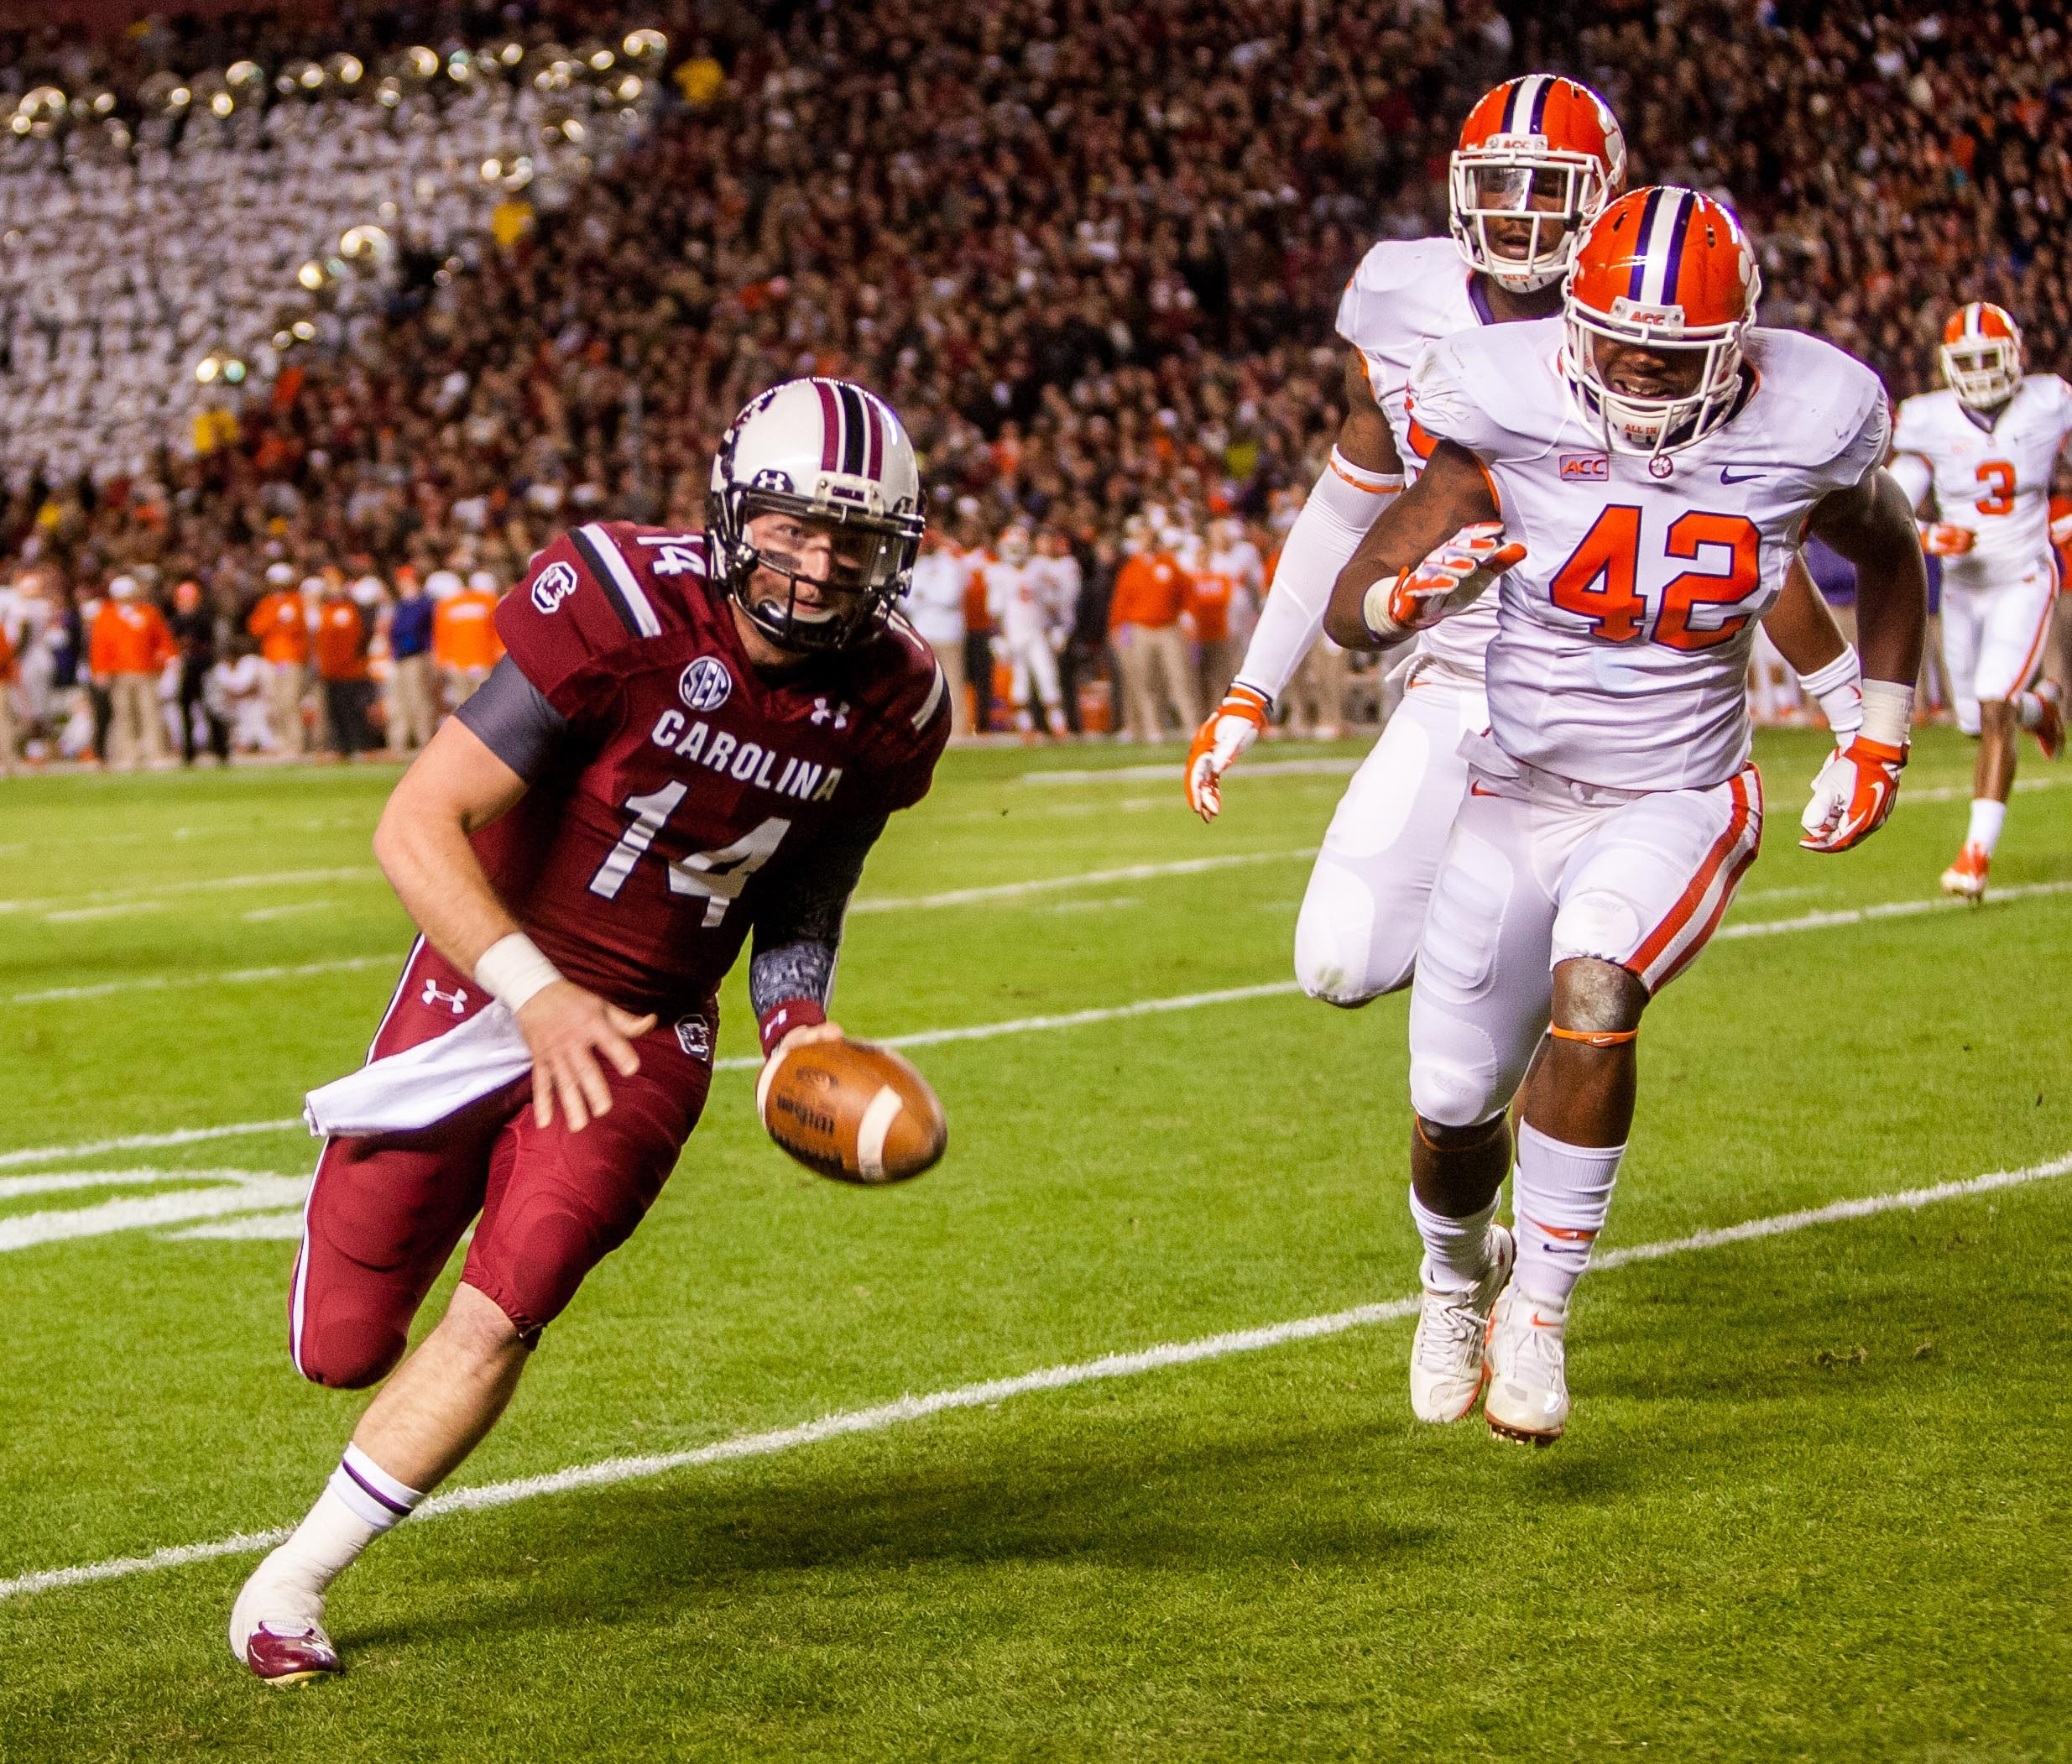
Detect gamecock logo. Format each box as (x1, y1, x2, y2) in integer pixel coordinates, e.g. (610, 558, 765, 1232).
(679, 656, 733, 712)
(530, 561, 579, 614)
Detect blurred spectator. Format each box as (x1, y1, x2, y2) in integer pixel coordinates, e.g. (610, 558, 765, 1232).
(1108, 530, 1199, 742)
(208, 635, 274, 755)
(958, 519, 999, 734)
(1028, 528, 1086, 731)
(314, 574, 377, 759)
(385, 564, 438, 755)
(0, 612, 17, 776)
(90, 573, 175, 769)
(167, 577, 227, 765)
(903, 526, 974, 738)
(247, 562, 310, 755)
(431, 568, 502, 707)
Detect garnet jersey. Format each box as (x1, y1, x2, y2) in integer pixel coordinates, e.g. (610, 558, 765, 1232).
(1409, 317, 1889, 791)
(1338, 235, 1501, 674)
(474, 523, 950, 1018)
(1890, 375, 2072, 590)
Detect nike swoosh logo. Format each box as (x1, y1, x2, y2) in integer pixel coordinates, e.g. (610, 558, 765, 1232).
(1720, 467, 1762, 484)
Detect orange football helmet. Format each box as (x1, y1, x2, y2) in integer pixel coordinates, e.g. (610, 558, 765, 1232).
(1450, 75, 1627, 291)
(1939, 302, 2022, 409)
(1562, 185, 1761, 457)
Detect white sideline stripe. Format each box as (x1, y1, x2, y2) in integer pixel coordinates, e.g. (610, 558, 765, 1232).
(4, 956, 394, 1008)
(0, 1167, 280, 1202)
(0, 1177, 310, 1252)
(3, 1147, 2065, 1605)
(852, 848, 1315, 912)
(1907, 775, 2067, 805)
(0, 868, 380, 917)
(166, 1210, 306, 1241)
(8, 874, 2071, 1171)
(1020, 758, 1358, 786)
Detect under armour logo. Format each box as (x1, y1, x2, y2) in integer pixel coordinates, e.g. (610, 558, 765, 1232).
(810, 697, 851, 729)
(421, 979, 469, 1015)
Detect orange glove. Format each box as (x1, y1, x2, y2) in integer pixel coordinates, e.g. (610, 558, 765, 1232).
(1185, 683, 1271, 822)
(1799, 734, 1907, 851)
(1363, 522, 1526, 640)
(1920, 523, 1975, 556)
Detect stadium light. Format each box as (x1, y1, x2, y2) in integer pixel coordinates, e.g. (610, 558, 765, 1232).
(194, 355, 219, 384)
(332, 55, 364, 85)
(498, 42, 525, 66)
(291, 320, 316, 342)
(210, 92, 233, 117)
(91, 91, 115, 114)
(296, 261, 326, 291)
(168, 86, 190, 108)
(222, 359, 247, 385)
(589, 49, 616, 71)
(405, 47, 439, 79)
(624, 30, 669, 60)
(481, 157, 502, 182)
(225, 61, 261, 87)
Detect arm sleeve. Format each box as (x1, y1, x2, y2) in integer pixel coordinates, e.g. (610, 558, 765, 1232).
(748, 807, 889, 1053)
(1885, 451, 1932, 512)
(453, 654, 570, 780)
(1232, 458, 1396, 702)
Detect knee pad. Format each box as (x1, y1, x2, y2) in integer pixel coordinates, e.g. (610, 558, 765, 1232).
(1551, 888, 1645, 970)
(1408, 1030, 1509, 1130)
(295, 1313, 406, 1391)
(1294, 860, 1412, 1005)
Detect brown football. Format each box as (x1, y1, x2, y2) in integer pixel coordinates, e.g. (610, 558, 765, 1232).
(755, 1035, 947, 1186)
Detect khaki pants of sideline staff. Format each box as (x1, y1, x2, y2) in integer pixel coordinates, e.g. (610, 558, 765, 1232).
(106, 671, 164, 770)
(266, 660, 305, 755)
(1114, 621, 1200, 742)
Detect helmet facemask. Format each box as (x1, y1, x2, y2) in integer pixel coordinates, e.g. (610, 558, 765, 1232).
(1562, 284, 1756, 458)
(1451, 151, 1611, 292)
(707, 487, 922, 655)
(1939, 334, 2021, 410)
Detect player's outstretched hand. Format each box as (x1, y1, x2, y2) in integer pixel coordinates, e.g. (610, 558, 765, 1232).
(1186, 683, 1271, 822)
(1365, 523, 1526, 641)
(516, 981, 657, 1131)
(1920, 522, 1975, 556)
(1799, 735, 1907, 853)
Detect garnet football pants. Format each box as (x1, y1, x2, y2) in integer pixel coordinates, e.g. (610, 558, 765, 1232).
(1407, 740, 1762, 1129)
(290, 942, 714, 1388)
(1295, 663, 1485, 1005)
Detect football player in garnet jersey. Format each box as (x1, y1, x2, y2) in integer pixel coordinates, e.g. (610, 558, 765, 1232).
(1888, 304, 2070, 901)
(1324, 189, 1926, 1444)
(229, 378, 950, 1683)
(1186, 76, 1863, 1003)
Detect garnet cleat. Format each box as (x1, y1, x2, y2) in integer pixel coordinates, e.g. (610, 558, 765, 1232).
(2032, 682, 2064, 761)
(1409, 1224, 1516, 1423)
(1939, 842, 1990, 903)
(1484, 1285, 1569, 1446)
(242, 1621, 342, 1686)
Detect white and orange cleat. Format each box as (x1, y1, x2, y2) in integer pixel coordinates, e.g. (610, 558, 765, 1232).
(1940, 842, 1991, 902)
(1484, 1285, 1569, 1445)
(1409, 1224, 1516, 1423)
(2031, 682, 2064, 761)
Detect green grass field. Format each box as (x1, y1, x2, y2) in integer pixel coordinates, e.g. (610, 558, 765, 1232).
(1, 727, 2068, 1761)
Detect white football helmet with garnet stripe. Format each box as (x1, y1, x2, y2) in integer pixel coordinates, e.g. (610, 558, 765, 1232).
(707, 377, 925, 651)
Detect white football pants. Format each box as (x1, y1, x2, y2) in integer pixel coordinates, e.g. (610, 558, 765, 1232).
(1407, 737, 1762, 1129)
(1295, 665, 1486, 1005)
(1004, 634, 1064, 725)
(1941, 556, 2057, 735)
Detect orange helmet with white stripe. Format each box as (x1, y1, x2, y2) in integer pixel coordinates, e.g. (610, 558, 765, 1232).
(1450, 74, 1626, 292)
(1561, 185, 1761, 457)
(1939, 302, 2022, 410)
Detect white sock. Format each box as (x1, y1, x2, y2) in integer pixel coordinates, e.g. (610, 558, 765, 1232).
(266, 1443, 425, 1600)
(1966, 797, 2007, 856)
(1409, 1187, 1500, 1292)
(1512, 1124, 1624, 1306)
(2014, 691, 2043, 732)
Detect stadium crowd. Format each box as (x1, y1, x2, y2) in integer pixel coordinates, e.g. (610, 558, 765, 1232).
(1, 0, 2069, 765)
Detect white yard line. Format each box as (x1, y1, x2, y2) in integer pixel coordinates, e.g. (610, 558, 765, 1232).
(8, 874, 2071, 1171)
(3, 956, 396, 1009)
(2, 1146, 2064, 1605)
(43, 901, 167, 926)
(851, 848, 1317, 913)
(0, 1167, 280, 1203)
(1906, 775, 2069, 805)
(1020, 757, 1358, 786)
(0, 1177, 310, 1252)
(0, 868, 380, 918)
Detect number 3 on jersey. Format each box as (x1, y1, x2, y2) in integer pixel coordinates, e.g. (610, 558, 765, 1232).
(1548, 505, 1761, 650)
(587, 783, 791, 926)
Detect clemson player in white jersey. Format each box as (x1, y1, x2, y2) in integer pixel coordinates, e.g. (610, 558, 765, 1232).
(1888, 303, 2069, 900)
(1187, 75, 1861, 1005)
(984, 524, 1067, 738)
(1325, 188, 1926, 1444)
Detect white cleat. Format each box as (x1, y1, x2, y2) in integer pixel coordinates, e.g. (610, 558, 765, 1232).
(230, 1553, 342, 1685)
(1484, 1285, 1570, 1446)
(1408, 1224, 1516, 1423)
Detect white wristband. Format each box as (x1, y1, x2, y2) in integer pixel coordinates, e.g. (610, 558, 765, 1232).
(473, 932, 563, 1013)
(1858, 679, 1914, 749)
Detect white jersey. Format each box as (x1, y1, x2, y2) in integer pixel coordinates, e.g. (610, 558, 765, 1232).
(1026, 552, 1083, 634)
(983, 558, 1052, 647)
(1890, 376, 2072, 592)
(1410, 318, 1889, 791)
(1339, 235, 1501, 674)
(903, 545, 972, 649)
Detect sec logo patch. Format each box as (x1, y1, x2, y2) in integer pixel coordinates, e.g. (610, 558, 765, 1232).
(680, 656, 733, 712)
(530, 561, 579, 613)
